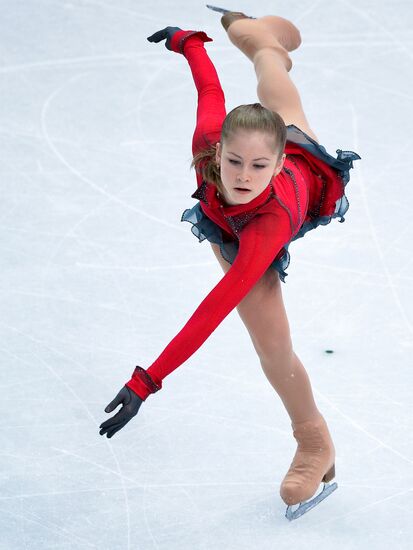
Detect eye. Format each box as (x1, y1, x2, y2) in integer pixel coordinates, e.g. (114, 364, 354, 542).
(228, 159, 266, 169)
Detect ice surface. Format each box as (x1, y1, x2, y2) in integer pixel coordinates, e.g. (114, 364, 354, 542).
(1, 0, 412, 548)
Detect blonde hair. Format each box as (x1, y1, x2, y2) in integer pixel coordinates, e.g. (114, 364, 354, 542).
(190, 103, 287, 194)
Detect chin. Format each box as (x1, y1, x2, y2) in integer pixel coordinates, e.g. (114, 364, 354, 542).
(234, 192, 255, 202)
(223, 188, 255, 205)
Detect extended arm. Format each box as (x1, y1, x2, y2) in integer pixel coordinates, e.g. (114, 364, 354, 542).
(99, 28, 282, 438)
(126, 209, 293, 399)
(146, 27, 225, 181)
(180, 34, 227, 157)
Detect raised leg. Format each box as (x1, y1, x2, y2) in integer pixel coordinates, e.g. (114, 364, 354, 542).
(225, 16, 319, 142)
(210, 243, 321, 424)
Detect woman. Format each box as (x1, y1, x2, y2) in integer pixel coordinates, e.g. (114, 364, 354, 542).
(99, 10, 360, 520)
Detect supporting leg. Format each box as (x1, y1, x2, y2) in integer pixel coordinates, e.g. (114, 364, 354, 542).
(209, 243, 320, 424)
(209, 242, 337, 516)
(259, 350, 321, 424)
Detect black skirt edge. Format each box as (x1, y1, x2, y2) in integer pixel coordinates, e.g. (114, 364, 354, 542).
(181, 127, 361, 283)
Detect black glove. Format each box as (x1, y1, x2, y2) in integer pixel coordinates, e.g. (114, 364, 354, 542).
(147, 26, 182, 50)
(99, 386, 143, 438)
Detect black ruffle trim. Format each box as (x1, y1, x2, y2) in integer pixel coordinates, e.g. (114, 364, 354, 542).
(181, 126, 361, 283)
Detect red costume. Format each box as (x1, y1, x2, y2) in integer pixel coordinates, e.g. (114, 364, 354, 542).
(126, 31, 360, 400)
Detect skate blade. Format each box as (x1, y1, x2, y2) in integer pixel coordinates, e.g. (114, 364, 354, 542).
(206, 4, 256, 18)
(206, 4, 232, 15)
(285, 481, 338, 521)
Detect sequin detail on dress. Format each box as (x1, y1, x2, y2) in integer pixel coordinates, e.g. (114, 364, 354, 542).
(182, 125, 361, 283)
(223, 191, 275, 236)
(131, 366, 161, 393)
(282, 165, 302, 235)
(191, 180, 209, 204)
(288, 154, 327, 221)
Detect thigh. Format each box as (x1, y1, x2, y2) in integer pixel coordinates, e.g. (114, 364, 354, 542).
(253, 53, 319, 143)
(262, 85, 319, 142)
(278, 110, 319, 143)
(210, 243, 293, 359)
(260, 95, 319, 143)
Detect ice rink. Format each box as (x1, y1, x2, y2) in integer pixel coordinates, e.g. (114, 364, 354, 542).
(1, 0, 412, 548)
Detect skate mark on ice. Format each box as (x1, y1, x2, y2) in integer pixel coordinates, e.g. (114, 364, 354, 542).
(0, 508, 98, 548)
(313, 486, 413, 526)
(0, 323, 133, 549)
(40, 73, 186, 232)
(349, 104, 413, 338)
(315, 388, 413, 465)
(338, 0, 413, 62)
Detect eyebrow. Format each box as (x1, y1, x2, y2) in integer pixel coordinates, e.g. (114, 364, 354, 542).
(227, 152, 270, 161)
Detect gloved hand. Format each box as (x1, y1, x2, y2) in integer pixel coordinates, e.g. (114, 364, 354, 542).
(147, 26, 183, 50)
(99, 385, 143, 438)
(147, 26, 213, 54)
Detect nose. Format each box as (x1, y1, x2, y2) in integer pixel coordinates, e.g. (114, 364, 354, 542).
(237, 167, 251, 182)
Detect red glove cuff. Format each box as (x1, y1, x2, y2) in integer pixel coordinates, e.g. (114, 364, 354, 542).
(125, 366, 162, 401)
(170, 30, 213, 54)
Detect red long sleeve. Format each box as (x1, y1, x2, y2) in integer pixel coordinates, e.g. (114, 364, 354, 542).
(125, 34, 293, 399)
(126, 210, 292, 399)
(182, 35, 226, 159)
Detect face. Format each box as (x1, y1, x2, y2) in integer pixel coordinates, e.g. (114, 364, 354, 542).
(215, 130, 286, 206)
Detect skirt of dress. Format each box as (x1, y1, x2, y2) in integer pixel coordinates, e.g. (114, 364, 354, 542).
(181, 125, 361, 283)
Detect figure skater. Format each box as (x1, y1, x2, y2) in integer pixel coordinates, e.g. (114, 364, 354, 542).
(99, 7, 360, 521)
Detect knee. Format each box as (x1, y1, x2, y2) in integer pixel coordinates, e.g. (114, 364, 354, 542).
(246, 306, 294, 364)
(256, 310, 293, 363)
(254, 331, 294, 365)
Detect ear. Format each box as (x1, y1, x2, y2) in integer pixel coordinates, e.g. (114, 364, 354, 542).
(273, 153, 286, 177)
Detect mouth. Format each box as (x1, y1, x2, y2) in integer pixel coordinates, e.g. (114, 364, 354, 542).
(234, 187, 251, 193)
